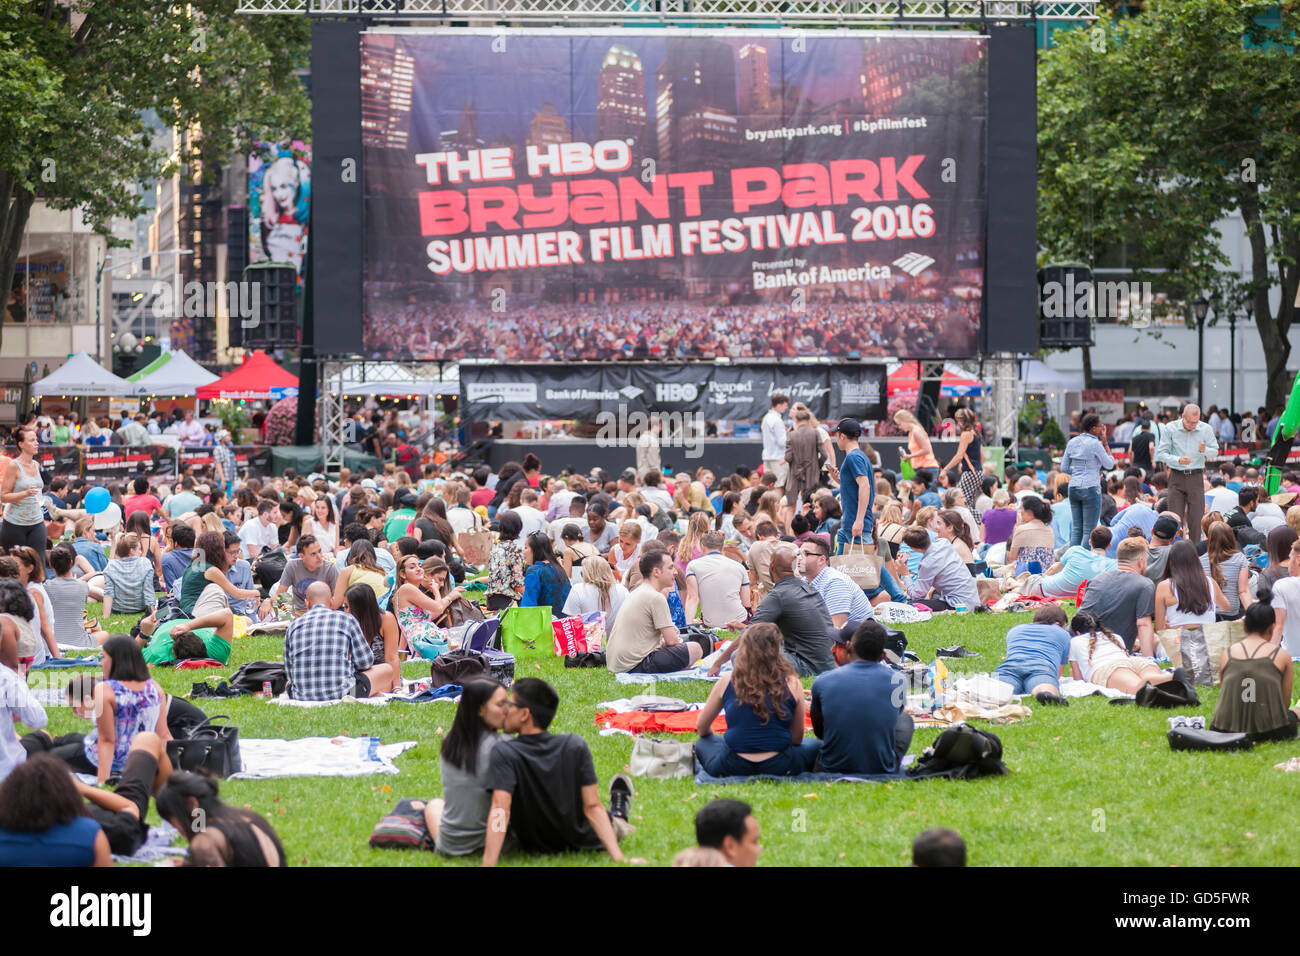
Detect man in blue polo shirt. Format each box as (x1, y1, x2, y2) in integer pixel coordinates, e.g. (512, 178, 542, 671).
(992, 604, 1072, 705)
(811, 621, 911, 775)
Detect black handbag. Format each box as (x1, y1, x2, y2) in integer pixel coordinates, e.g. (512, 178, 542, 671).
(166, 714, 242, 778)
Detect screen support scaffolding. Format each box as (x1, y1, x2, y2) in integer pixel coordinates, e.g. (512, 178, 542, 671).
(236, 1, 1098, 25)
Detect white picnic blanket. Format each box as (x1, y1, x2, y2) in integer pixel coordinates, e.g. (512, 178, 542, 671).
(231, 737, 417, 779)
(596, 696, 696, 714)
(269, 678, 440, 707)
(1058, 677, 1134, 700)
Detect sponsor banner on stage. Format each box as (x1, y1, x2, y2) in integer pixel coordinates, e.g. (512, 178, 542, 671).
(460, 364, 886, 422)
(361, 29, 986, 362)
(81, 445, 177, 480)
(7, 445, 274, 480)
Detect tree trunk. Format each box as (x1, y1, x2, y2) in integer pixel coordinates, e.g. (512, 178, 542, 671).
(1241, 188, 1294, 411)
(0, 173, 37, 353)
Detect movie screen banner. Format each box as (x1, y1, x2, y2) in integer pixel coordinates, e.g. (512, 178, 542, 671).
(362, 29, 986, 361)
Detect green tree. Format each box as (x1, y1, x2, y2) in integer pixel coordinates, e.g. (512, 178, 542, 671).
(0, 1, 310, 349)
(1038, 0, 1300, 409)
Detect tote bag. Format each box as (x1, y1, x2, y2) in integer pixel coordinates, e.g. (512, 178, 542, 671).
(830, 541, 883, 590)
(500, 605, 553, 660)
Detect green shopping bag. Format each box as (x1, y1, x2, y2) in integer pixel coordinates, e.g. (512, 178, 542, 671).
(899, 459, 915, 480)
(499, 606, 553, 660)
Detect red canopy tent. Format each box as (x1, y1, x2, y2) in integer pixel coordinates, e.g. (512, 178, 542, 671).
(195, 351, 299, 401)
(887, 362, 986, 397)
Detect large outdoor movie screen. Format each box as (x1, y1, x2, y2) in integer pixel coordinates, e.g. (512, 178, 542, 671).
(361, 29, 986, 361)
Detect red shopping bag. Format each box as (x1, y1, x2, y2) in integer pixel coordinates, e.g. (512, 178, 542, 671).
(552, 616, 589, 656)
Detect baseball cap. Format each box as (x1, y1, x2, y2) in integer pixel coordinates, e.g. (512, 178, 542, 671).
(833, 622, 857, 646)
(829, 418, 862, 439)
(620, 468, 638, 483)
(217, 429, 231, 442)
(1151, 514, 1181, 540)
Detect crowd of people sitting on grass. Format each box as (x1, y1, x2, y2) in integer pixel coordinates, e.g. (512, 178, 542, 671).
(0, 393, 1296, 865)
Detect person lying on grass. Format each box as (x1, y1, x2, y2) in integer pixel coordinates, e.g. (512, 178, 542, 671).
(157, 769, 286, 867)
(991, 604, 1072, 706)
(66, 731, 171, 858)
(481, 677, 635, 866)
(138, 607, 233, 666)
(695, 622, 821, 778)
(1066, 610, 1185, 695)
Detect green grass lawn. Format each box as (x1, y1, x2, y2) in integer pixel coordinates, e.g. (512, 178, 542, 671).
(39, 602, 1300, 866)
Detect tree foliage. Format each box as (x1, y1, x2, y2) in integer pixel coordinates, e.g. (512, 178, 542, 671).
(0, 1, 310, 348)
(1038, 0, 1300, 409)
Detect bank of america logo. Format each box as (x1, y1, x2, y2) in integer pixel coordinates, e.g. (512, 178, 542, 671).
(618, 385, 644, 400)
(892, 253, 935, 277)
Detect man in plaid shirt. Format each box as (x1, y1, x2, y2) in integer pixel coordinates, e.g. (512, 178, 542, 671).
(284, 581, 394, 700)
(213, 430, 238, 497)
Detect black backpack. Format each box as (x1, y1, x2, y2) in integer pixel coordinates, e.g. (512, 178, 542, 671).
(907, 724, 1008, 779)
(1135, 680, 1200, 709)
(229, 660, 288, 696)
(430, 650, 492, 688)
(252, 548, 288, 593)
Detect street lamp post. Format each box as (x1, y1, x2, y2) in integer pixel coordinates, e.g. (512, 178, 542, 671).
(95, 249, 193, 364)
(1190, 297, 1210, 406)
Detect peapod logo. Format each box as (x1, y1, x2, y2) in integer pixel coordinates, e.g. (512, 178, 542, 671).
(706, 380, 754, 403)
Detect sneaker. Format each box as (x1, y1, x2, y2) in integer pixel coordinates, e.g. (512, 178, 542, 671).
(1034, 691, 1069, 706)
(608, 773, 634, 822)
(936, 645, 980, 658)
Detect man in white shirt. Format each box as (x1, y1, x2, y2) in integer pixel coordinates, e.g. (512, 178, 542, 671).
(761, 392, 790, 490)
(239, 499, 281, 560)
(684, 532, 751, 629)
(447, 486, 482, 535)
(544, 480, 576, 522)
(176, 409, 205, 445)
(639, 472, 674, 515)
(512, 488, 549, 539)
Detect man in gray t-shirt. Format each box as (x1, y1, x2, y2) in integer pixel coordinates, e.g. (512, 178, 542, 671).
(1078, 539, 1157, 654)
(267, 535, 339, 616)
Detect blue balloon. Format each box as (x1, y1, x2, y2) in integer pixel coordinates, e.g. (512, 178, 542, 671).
(84, 486, 111, 515)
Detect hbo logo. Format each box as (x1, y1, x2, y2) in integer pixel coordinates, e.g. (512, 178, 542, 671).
(656, 383, 699, 402)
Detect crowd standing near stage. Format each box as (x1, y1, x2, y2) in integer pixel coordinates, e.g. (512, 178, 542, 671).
(0, 389, 1295, 867)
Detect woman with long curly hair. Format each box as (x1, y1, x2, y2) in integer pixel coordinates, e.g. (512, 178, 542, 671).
(694, 623, 820, 777)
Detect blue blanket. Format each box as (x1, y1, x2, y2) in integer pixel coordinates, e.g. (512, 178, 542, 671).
(32, 656, 98, 669)
(694, 768, 910, 785)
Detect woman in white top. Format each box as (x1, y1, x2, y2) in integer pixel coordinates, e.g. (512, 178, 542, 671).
(307, 494, 338, 557)
(1067, 610, 1173, 693)
(606, 521, 642, 582)
(561, 557, 629, 633)
(1155, 541, 1229, 630)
